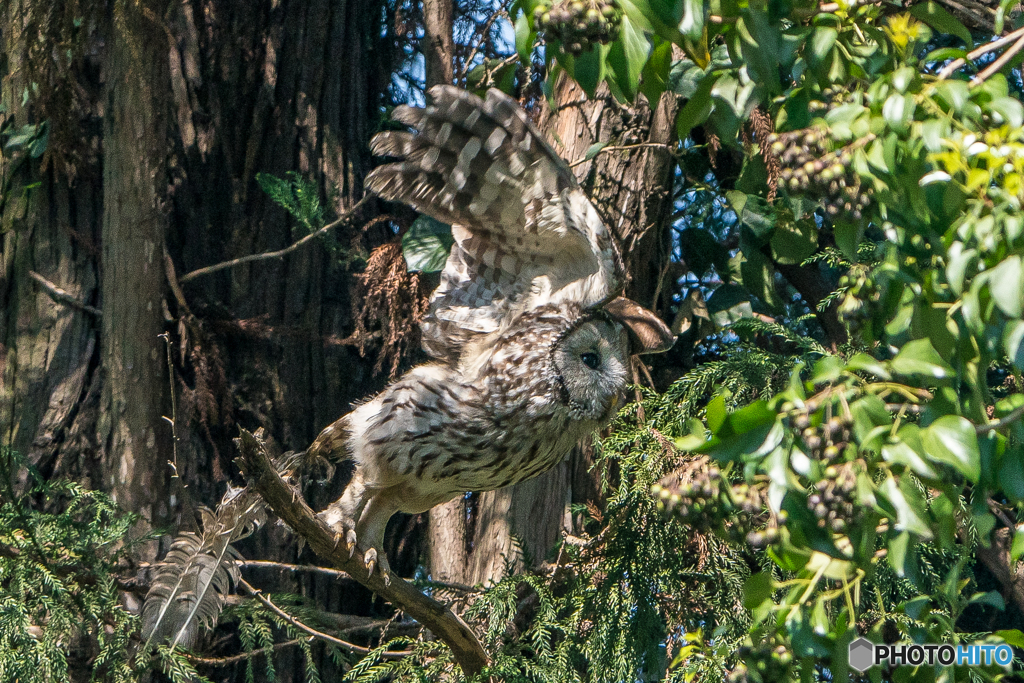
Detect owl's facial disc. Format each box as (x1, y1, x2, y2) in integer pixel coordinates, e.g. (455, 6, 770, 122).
(553, 318, 629, 422)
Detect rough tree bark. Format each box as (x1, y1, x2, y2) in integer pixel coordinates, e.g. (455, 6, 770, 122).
(98, 0, 174, 540)
(2, 1, 403, 679)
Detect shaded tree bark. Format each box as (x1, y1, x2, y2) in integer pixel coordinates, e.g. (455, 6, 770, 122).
(99, 0, 174, 540)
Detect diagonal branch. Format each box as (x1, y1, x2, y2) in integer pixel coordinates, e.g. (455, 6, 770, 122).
(179, 196, 370, 284)
(28, 271, 102, 317)
(233, 427, 489, 677)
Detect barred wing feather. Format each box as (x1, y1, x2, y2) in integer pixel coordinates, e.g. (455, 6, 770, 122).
(366, 85, 621, 362)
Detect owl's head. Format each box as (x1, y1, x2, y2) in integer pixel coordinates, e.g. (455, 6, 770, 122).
(552, 315, 630, 423)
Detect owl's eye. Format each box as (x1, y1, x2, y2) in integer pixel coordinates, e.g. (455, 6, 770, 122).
(580, 352, 600, 369)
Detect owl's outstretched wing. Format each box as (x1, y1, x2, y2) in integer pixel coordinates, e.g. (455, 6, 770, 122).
(366, 85, 622, 363)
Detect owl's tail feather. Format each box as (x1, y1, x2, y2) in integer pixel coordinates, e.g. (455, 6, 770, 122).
(306, 417, 353, 464)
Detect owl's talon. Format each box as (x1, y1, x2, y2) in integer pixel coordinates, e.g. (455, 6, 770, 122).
(364, 547, 378, 575)
(345, 528, 357, 554)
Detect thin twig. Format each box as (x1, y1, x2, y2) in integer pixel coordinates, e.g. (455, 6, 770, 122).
(188, 638, 311, 667)
(971, 31, 1024, 86)
(456, 6, 508, 83)
(159, 333, 181, 485)
(568, 142, 675, 168)
(938, 26, 1024, 79)
(239, 560, 351, 579)
(239, 578, 413, 659)
(180, 196, 370, 283)
(27, 271, 102, 317)
(975, 403, 1024, 434)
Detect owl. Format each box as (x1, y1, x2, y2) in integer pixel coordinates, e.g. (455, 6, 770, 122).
(309, 86, 673, 580)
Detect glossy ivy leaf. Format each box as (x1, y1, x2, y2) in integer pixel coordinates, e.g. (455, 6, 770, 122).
(890, 338, 954, 379)
(402, 216, 454, 273)
(607, 14, 651, 101)
(909, 1, 972, 50)
(920, 415, 981, 482)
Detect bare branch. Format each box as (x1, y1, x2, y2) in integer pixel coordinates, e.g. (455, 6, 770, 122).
(938, 26, 1024, 79)
(179, 196, 370, 284)
(28, 271, 102, 317)
(188, 638, 310, 667)
(233, 427, 490, 676)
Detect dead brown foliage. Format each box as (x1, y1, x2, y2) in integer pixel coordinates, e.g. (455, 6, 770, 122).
(346, 240, 430, 378)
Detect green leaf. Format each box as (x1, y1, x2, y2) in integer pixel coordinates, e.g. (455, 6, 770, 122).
(1012, 529, 1024, 563)
(585, 141, 609, 161)
(676, 72, 718, 140)
(571, 44, 606, 98)
(846, 353, 891, 380)
(989, 255, 1024, 319)
(995, 629, 1024, 648)
(882, 93, 915, 134)
(883, 425, 938, 479)
(770, 219, 817, 265)
(809, 27, 838, 64)
(706, 393, 728, 433)
(921, 415, 981, 482)
(675, 418, 709, 451)
(742, 572, 774, 609)
(987, 96, 1024, 128)
(739, 249, 780, 310)
(639, 40, 673, 104)
(678, 0, 705, 41)
(514, 10, 535, 65)
(607, 14, 651, 101)
(880, 475, 933, 538)
(909, 1, 973, 49)
(888, 531, 912, 576)
(890, 338, 954, 379)
(402, 216, 454, 272)
(968, 591, 1005, 610)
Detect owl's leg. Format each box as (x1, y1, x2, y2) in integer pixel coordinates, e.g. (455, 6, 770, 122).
(353, 493, 399, 582)
(318, 469, 373, 556)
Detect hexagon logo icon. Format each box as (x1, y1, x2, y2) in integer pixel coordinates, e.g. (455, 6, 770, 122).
(849, 637, 875, 672)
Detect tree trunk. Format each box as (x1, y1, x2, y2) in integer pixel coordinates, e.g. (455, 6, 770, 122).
(2, 1, 402, 678)
(428, 73, 681, 588)
(98, 1, 174, 542)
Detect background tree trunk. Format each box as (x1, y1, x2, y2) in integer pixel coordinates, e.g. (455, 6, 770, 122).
(98, 0, 174, 543)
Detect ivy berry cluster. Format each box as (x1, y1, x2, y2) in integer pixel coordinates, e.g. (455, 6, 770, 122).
(768, 129, 872, 220)
(532, 0, 621, 56)
(652, 464, 775, 546)
(728, 636, 794, 683)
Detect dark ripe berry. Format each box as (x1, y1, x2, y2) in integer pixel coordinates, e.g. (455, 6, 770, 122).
(809, 494, 822, 506)
(814, 503, 828, 518)
(794, 414, 810, 430)
(852, 210, 863, 220)
(827, 204, 839, 216)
